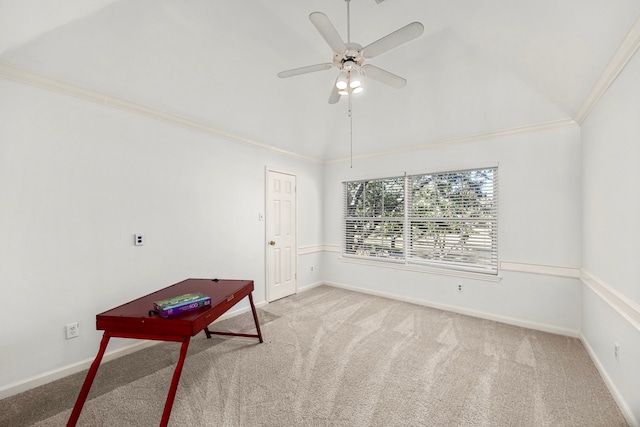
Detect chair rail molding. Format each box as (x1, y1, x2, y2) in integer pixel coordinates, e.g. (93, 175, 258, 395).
(500, 261, 581, 278)
(581, 269, 640, 332)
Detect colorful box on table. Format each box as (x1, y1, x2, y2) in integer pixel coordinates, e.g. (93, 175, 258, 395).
(153, 292, 211, 317)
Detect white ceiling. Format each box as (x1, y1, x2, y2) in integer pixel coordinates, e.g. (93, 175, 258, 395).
(2, 0, 640, 161)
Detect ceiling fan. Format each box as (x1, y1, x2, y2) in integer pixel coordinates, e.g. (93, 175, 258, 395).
(277, 0, 424, 104)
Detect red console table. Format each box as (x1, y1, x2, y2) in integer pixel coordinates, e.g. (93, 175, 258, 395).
(67, 278, 263, 427)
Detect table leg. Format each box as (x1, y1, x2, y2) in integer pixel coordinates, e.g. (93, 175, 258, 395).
(248, 293, 263, 343)
(204, 293, 263, 343)
(159, 336, 191, 427)
(67, 332, 111, 427)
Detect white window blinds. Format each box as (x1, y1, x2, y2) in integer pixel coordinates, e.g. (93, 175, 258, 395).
(343, 168, 498, 274)
(343, 177, 405, 260)
(407, 169, 498, 274)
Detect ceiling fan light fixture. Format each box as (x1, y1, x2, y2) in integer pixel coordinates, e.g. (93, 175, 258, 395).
(352, 86, 364, 94)
(349, 69, 362, 89)
(338, 88, 349, 96)
(336, 72, 348, 90)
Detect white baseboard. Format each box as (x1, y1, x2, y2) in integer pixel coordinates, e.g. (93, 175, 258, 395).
(580, 334, 639, 427)
(0, 340, 159, 400)
(322, 280, 580, 338)
(297, 281, 325, 293)
(0, 301, 267, 400)
(320, 280, 638, 424)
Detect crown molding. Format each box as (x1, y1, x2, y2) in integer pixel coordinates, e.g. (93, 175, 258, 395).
(325, 118, 579, 164)
(0, 62, 320, 164)
(1, 61, 581, 166)
(6, 14, 639, 167)
(574, 14, 640, 124)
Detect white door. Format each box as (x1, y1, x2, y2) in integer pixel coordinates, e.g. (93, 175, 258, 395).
(266, 170, 297, 302)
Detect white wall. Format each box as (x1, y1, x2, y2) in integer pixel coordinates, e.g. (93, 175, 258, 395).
(323, 125, 583, 334)
(2, 49, 639, 424)
(0, 79, 324, 395)
(581, 46, 640, 424)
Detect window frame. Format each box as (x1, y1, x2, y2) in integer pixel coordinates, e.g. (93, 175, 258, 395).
(343, 176, 406, 262)
(342, 167, 498, 276)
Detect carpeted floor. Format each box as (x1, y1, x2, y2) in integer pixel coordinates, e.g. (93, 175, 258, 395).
(0, 285, 629, 426)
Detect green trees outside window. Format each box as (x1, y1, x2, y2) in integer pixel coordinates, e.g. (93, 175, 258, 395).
(344, 168, 498, 274)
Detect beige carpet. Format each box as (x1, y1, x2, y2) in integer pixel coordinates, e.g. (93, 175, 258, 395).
(1, 285, 628, 426)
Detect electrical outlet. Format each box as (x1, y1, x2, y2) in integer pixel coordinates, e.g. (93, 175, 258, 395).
(310, 266, 314, 272)
(614, 342, 620, 361)
(66, 322, 80, 339)
(134, 233, 144, 246)
(457, 283, 464, 292)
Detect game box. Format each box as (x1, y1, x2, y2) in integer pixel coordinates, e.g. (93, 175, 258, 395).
(153, 292, 211, 317)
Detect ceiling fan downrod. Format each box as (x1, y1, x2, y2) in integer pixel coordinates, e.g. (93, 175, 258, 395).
(346, 0, 351, 43)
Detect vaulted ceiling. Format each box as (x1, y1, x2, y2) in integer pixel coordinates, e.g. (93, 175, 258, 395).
(2, 0, 639, 162)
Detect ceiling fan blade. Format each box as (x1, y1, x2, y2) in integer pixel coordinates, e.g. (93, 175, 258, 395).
(278, 63, 333, 78)
(309, 12, 347, 55)
(361, 64, 407, 88)
(361, 22, 424, 59)
(328, 77, 341, 104)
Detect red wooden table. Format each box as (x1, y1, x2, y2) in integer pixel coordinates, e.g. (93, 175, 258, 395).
(67, 278, 263, 427)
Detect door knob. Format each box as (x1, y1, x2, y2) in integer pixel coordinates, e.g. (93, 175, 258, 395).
(269, 240, 276, 246)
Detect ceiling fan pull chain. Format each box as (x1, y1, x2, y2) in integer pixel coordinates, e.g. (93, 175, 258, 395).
(349, 91, 353, 168)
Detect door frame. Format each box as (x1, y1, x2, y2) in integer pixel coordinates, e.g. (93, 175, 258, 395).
(265, 166, 298, 302)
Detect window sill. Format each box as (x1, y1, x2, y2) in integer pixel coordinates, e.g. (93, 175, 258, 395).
(338, 255, 502, 282)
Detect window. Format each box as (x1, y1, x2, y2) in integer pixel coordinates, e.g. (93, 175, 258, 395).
(344, 177, 405, 260)
(343, 167, 498, 275)
(407, 169, 498, 274)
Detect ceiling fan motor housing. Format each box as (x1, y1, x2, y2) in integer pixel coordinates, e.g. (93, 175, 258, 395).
(334, 42, 364, 70)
